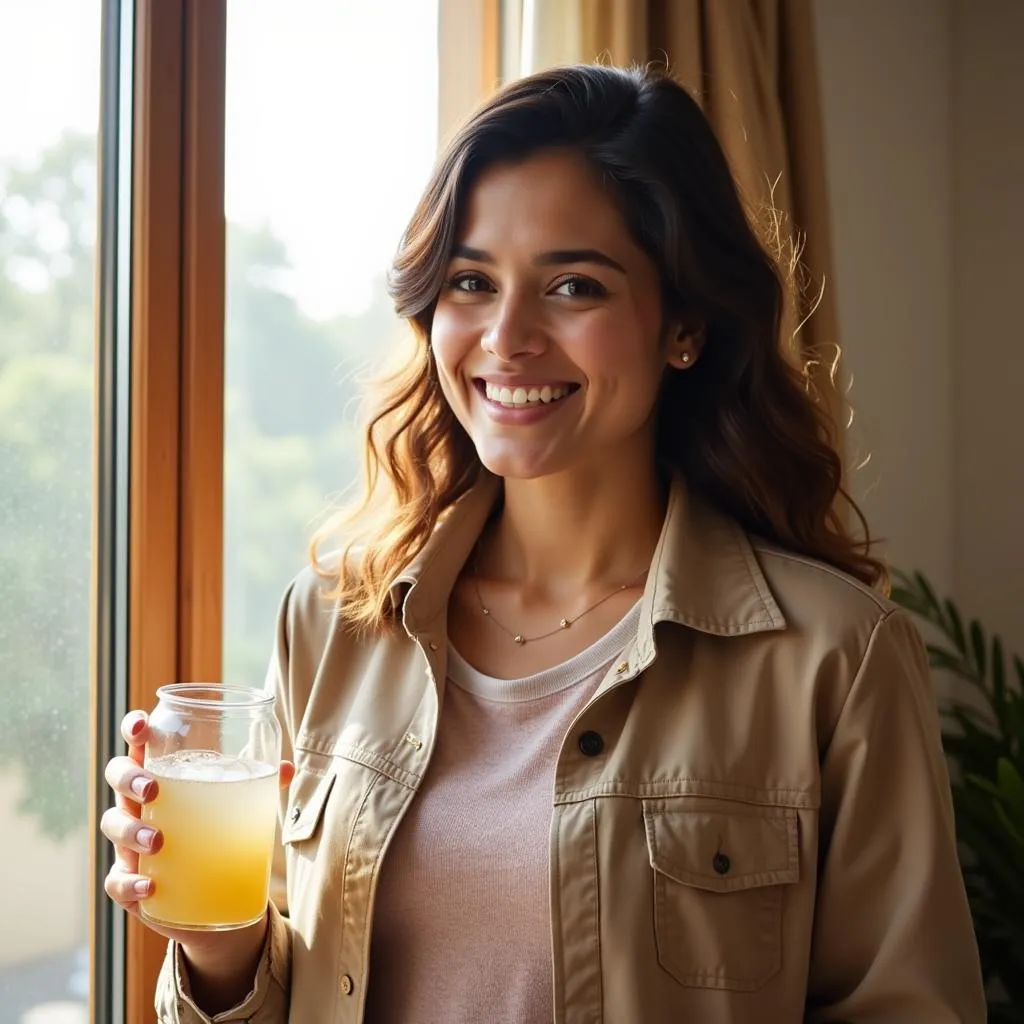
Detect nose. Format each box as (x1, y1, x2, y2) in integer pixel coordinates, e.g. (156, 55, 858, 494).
(481, 298, 547, 361)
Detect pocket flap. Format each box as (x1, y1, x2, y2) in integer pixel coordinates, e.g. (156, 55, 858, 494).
(643, 800, 799, 894)
(282, 768, 336, 844)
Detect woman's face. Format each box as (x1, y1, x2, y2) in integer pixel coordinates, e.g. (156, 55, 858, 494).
(431, 148, 692, 481)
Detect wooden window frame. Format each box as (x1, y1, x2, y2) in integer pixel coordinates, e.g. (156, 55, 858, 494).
(438, 0, 501, 141)
(125, 1, 226, 1017)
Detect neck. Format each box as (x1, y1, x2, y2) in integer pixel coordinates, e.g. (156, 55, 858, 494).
(480, 450, 667, 594)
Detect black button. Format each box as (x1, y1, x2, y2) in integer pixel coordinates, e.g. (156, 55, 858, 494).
(713, 852, 731, 875)
(290, 805, 301, 824)
(578, 731, 605, 757)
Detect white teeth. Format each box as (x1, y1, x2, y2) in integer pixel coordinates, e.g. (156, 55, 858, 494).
(484, 382, 573, 408)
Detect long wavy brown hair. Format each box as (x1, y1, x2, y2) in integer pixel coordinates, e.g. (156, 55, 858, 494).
(313, 64, 885, 632)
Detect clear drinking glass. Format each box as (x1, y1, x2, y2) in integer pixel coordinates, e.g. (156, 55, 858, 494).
(138, 684, 282, 931)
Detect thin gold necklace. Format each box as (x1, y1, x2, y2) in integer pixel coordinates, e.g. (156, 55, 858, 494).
(471, 560, 648, 646)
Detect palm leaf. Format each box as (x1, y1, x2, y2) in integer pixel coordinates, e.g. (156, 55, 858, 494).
(946, 599, 968, 654)
(997, 758, 1024, 823)
(914, 570, 943, 619)
(993, 635, 1008, 726)
(971, 620, 988, 677)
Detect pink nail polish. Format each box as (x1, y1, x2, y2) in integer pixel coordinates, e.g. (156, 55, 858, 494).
(131, 776, 153, 800)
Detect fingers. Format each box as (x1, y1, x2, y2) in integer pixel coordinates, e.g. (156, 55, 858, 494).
(279, 760, 295, 790)
(104, 711, 159, 919)
(100, 806, 163, 855)
(104, 858, 153, 915)
(105, 755, 158, 804)
(106, 755, 159, 832)
(103, 753, 161, 874)
(120, 711, 149, 768)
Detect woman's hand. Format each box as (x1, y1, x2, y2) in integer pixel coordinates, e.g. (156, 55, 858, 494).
(100, 710, 295, 956)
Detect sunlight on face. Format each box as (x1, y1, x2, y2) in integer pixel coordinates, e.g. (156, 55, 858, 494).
(431, 148, 674, 481)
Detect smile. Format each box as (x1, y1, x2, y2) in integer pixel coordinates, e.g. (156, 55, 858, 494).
(480, 381, 579, 409)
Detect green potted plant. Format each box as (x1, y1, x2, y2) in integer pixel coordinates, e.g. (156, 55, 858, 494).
(891, 569, 1024, 1021)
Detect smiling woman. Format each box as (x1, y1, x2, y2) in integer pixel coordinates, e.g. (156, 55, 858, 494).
(108, 61, 984, 1024)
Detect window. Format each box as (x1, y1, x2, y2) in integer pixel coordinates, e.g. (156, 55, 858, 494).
(0, 2, 103, 1021)
(0, 2, 496, 1017)
(222, 0, 442, 684)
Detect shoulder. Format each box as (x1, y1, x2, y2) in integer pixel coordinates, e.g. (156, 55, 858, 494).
(282, 555, 342, 632)
(746, 537, 933, 727)
(272, 552, 413, 742)
(752, 536, 894, 629)
(748, 536, 925, 679)
(277, 549, 373, 669)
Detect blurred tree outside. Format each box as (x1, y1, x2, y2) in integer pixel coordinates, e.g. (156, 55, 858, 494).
(0, 133, 95, 839)
(223, 215, 403, 687)
(0, 131, 402, 836)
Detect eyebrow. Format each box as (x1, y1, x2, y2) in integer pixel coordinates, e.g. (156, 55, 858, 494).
(452, 244, 627, 275)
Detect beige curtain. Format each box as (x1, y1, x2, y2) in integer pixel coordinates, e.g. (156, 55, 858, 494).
(512, 0, 845, 454)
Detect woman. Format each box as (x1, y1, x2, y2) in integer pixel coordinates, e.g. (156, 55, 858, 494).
(102, 65, 985, 1023)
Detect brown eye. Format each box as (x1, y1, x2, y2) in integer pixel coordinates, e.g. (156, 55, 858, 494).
(448, 272, 493, 294)
(551, 275, 606, 299)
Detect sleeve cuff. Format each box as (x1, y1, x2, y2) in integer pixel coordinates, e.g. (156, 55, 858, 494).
(154, 903, 291, 1023)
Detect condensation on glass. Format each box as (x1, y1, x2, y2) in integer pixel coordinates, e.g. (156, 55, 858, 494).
(0, 2, 102, 1020)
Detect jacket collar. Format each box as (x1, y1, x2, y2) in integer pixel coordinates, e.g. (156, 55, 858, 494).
(391, 472, 786, 649)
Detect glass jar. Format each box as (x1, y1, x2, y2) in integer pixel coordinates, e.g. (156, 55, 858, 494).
(138, 684, 282, 930)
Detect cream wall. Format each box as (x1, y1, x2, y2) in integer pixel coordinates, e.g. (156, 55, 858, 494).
(816, 0, 1023, 649)
(815, 0, 955, 592)
(951, 0, 1024, 647)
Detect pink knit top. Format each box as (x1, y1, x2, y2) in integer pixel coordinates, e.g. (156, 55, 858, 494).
(365, 603, 640, 1023)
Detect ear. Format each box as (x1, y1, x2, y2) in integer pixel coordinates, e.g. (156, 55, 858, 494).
(664, 320, 706, 370)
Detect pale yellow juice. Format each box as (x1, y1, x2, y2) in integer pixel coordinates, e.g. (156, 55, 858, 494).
(140, 750, 278, 930)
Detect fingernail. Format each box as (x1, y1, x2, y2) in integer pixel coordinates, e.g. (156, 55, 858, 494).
(137, 827, 156, 850)
(129, 717, 145, 737)
(131, 776, 153, 800)
(134, 879, 152, 896)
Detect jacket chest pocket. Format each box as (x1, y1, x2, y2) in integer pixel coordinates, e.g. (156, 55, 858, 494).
(642, 799, 800, 993)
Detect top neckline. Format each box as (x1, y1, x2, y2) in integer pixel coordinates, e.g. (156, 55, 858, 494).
(447, 601, 641, 703)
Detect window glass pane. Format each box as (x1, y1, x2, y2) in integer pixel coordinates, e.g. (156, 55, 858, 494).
(223, 0, 440, 685)
(0, 2, 102, 1021)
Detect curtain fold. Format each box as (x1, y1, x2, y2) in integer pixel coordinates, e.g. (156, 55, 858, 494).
(517, 0, 844, 456)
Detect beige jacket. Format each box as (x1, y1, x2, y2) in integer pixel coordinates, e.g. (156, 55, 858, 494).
(156, 475, 986, 1023)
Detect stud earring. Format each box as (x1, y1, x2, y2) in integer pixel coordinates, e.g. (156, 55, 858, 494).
(681, 352, 691, 364)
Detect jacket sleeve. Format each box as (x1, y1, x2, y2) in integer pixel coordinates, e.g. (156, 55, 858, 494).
(805, 609, 986, 1022)
(153, 583, 298, 1022)
(154, 901, 292, 1023)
